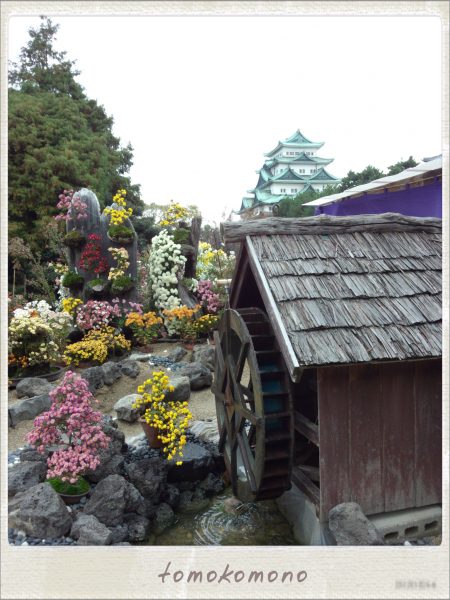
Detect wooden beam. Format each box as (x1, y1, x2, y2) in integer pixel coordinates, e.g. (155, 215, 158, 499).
(294, 411, 319, 446)
(221, 213, 442, 244)
(246, 236, 302, 382)
(297, 464, 320, 482)
(292, 466, 320, 507)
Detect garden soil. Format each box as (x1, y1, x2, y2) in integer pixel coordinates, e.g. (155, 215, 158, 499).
(8, 343, 217, 452)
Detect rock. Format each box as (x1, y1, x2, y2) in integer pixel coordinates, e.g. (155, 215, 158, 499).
(161, 484, 181, 509)
(167, 442, 215, 483)
(125, 457, 168, 501)
(178, 489, 209, 513)
(101, 362, 122, 386)
(192, 345, 216, 371)
(84, 421, 125, 483)
(80, 366, 105, 392)
(9, 394, 52, 427)
(167, 346, 187, 363)
(114, 394, 140, 423)
(177, 362, 212, 390)
(16, 378, 54, 399)
(84, 475, 146, 527)
(124, 514, 151, 542)
(9, 483, 72, 539)
(189, 420, 220, 444)
(119, 360, 140, 378)
(328, 502, 385, 546)
(108, 524, 129, 544)
(129, 352, 153, 362)
(8, 461, 47, 497)
(154, 503, 175, 534)
(19, 448, 49, 463)
(199, 473, 225, 496)
(165, 375, 191, 402)
(71, 514, 113, 545)
(223, 496, 243, 515)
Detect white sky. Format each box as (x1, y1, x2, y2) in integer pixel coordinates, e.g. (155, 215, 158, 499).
(8, 15, 442, 224)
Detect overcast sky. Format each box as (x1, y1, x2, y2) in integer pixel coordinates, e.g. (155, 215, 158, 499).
(8, 14, 442, 224)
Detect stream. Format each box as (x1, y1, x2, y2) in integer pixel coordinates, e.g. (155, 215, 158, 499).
(145, 487, 298, 545)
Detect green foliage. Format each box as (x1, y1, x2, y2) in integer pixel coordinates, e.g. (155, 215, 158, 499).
(48, 476, 90, 495)
(8, 16, 144, 251)
(62, 270, 84, 288)
(337, 165, 384, 192)
(172, 227, 190, 244)
(63, 230, 86, 247)
(131, 215, 159, 251)
(108, 223, 134, 239)
(111, 275, 134, 294)
(8, 236, 55, 300)
(387, 156, 418, 175)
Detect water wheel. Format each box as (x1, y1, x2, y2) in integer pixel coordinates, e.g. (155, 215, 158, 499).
(213, 307, 294, 502)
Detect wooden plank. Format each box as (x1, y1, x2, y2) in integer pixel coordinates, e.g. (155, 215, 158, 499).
(297, 465, 320, 482)
(348, 363, 384, 515)
(246, 236, 302, 382)
(221, 214, 442, 243)
(229, 246, 249, 308)
(294, 411, 319, 446)
(414, 359, 442, 506)
(381, 361, 416, 512)
(318, 366, 350, 521)
(292, 466, 320, 507)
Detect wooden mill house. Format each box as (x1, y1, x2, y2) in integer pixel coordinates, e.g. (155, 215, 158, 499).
(214, 213, 442, 544)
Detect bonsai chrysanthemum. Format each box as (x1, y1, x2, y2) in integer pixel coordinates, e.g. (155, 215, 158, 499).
(26, 371, 111, 484)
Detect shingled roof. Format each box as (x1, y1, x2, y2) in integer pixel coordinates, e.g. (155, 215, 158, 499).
(222, 213, 442, 375)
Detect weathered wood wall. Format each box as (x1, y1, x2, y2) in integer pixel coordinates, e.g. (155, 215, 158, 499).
(318, 359, 442, 521)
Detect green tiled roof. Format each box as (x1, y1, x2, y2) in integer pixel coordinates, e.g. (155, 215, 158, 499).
(300, 183, 316, 193)
(308, 168, 340, 182)
(285, 130, 314, 144)
(290, 152, 317, 163)
(273, 167, 306, 182)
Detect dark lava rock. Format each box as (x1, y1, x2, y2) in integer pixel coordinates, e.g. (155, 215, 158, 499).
(8, 461, 47, 497)
(80, 366, 105, 392)
(71, 513, 113, 545)
(119, 359, 140, 378)
(84, 474, 146, 527)
(167, 442, 215, 483)
(114, 394, 140, 423)
(199, 473, 225, 496)
(19, 448, 48, 463)
(9, 483, 72, 539)
(84, 421, 125, 483)
(125, 457, 168, 502)
(16, 378, 54, 399)
(101, 361, 122, 386)
(154, 503, 175, 534)
(108, 524, 129, 544)
(192, 345, 216, 371)
(161, 483, 181, 509)
(9, 394, 52, 426)
(165, 375, 190, 402)
(178, 489, 209, 513)
(124, 514, 151, 542)
(177, 362, 213, 390)
(167, 346, 188, 363)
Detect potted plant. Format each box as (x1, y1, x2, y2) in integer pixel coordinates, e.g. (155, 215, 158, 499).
(79, 234, 109, 276)
(61, 270, 84, 290)
(103, 189, 135, 244)
(26, 371, 111, 504)
(63, 230, 86, 248)
(124, 310, 163, 349)
(111, 275, 134, 295)
(64, 326, 131, 366)
(107, 224, 135, 245)
(162, 304, 201, 341)
(86, 277, 110, 298)
(132, 371, 192, 463)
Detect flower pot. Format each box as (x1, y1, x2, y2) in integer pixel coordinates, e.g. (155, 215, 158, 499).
(49, 477, 91, 505)
(139, 418, 163, 448)
(8, 365, 67, 388)
(107, 233, 134, 246)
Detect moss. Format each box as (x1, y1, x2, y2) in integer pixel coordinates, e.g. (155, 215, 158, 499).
(172, 227, 190, 244)
(111, 275, 134, 294)
(48, 476, 90, 496)
(108, 224, 134, 239)
(63, 230, 86, 247)
(61, 270, 84, 288)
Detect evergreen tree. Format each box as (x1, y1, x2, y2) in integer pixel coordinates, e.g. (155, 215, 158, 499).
(387, 156, 418, 175)
(8, 16, 144, 251)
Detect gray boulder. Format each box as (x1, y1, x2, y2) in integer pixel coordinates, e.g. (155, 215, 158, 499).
(177, 362, 213, 390)
(8, 461, 47, 497)
(165, 375, 191, 402)
(71, 513, 113, 545)
(154, 502, 175, 534)
(9, 483, 72, 539)
(178, 488, 209, 513)
(84, 474, 146, 527)
(80, 366, 105, 392)
(189, 419, 220, 444)
(167, 442, 215, 483)
(124, 514, 151, 542)
(16, 378, 54, 399)
(108, 524, 129, 544)
(101, 361, 122, 386)
(9, 394, 52, 427)
(19, 448, 48, 463)
(199, 472, 225, 496)
(129, 352, 153, 362)
(328, 502, 385, 545)
(84, 422, 125, 483)
(167, 346, 188, 363)
(119, 360, 140, 378)
(125, 457, 168, 501)
(114, 394, 140, 423)
(161, 483, 181, 509)
(192, 345, 216, 371)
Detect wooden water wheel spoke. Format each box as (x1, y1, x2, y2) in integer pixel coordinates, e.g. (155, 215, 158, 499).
(214, 307, 294, 502)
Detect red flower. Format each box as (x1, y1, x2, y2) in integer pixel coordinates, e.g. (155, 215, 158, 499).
(79, 234, 108, 274)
